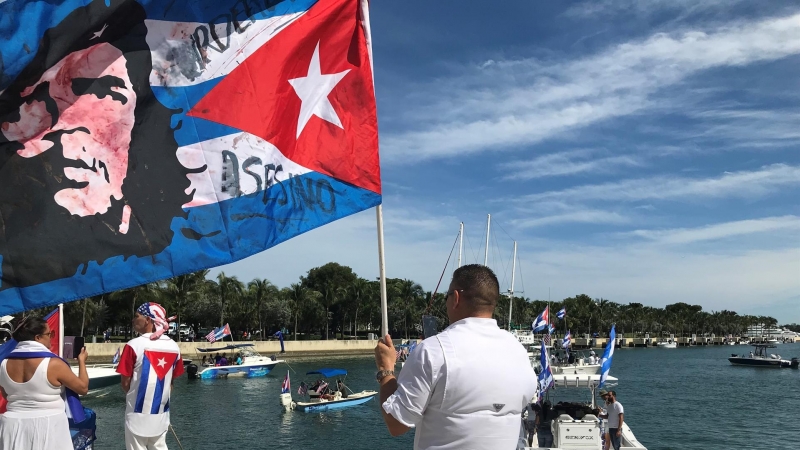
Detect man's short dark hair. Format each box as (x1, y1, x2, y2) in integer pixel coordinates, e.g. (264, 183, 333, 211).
(450, 264, 500, 311)
(0, 0, 192, 289)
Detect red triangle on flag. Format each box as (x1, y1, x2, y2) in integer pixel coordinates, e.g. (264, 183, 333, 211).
(144, 350, 178, 380)
(189, 0, 381, 194)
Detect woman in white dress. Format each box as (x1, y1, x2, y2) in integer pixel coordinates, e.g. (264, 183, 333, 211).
(0, 317, 89, 450)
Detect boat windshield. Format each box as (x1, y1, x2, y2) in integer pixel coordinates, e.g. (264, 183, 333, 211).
(241, 348, 262, 358)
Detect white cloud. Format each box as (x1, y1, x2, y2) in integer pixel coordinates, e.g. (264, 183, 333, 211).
(498, 150, 641, 180)
(563, 0, 745, 19)
(522, 163, 800, 203)
(512, 209, 628, 228)
(381, 13, 800, 162)
(627, 216, 800, 244)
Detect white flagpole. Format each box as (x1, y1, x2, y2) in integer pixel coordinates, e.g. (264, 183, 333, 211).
(360, 0, 388, 340)
(377, 205, 389, 338)
(58, 303, 64, 358)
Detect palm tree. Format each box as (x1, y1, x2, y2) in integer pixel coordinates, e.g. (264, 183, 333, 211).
(160, 270, 209, 328)
(215, 272, 244, 327)
(287, 282, 316, 340)
(348, 278, 370, 339)
(247, 278, 277, 338)
(397, 279, 424, 340)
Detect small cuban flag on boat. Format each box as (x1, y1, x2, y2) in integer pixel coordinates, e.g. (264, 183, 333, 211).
(112, 347, 121, 365)
(599, 325, 616, 389)
(532, 306, 549, 332)
(282, 371, 291, 394)
(556, 308, 566, 320)
(562, 331, 571, 349)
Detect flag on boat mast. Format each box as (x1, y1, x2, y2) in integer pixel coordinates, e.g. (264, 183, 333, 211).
(599, 325, 616, 388)
(537, 340, 554, 402)
(282, 371, 291, 394)
(532, 306, 549, 332)
(562, 330, 571, 349)
(556, 308, 566, 320)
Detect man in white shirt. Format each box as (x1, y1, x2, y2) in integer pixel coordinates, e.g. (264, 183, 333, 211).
(374, 264, 538, 450)
(598, 390, 624, 450)
(117, 303, 184, 450)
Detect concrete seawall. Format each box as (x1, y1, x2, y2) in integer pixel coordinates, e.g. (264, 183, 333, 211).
(84, 339, 390, 359)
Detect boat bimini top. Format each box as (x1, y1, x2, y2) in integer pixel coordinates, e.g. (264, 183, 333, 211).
(196, 343, 256, 353)
(306, 368, 347, 378)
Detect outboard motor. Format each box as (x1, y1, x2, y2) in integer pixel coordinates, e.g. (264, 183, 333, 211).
(187, 364, 199, 380)
(791, 358, 799, 369)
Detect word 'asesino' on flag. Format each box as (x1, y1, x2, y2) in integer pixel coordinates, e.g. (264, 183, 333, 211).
(206, 324, 232, 343)
(0, 0, 381, 316)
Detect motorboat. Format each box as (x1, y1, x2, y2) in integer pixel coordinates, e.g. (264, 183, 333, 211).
(281, 368, 377, 413)
(518, 374, 647, 450)
(549, 349, 601, 375)
(765, 338, 780, 345)
(656, 340, 677, 349)
(75, 364, 121, 397)
(188, 343, 283, 379)
(728, 344, 798, 369)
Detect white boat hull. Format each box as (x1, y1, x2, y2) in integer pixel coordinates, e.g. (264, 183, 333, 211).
(73, 365, 121, 397)
(656, 342, 677, 348)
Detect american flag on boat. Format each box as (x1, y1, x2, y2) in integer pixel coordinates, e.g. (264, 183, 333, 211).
(298, 382, 308, 396)
(205, 324, 231, 343)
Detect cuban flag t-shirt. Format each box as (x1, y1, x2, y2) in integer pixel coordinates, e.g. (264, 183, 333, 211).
(116, 333, 184, 436)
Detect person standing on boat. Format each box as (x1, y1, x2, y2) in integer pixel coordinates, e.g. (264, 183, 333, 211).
(0, 317, 89, 450)
(598, 390, 624, 450)
(116, 303, 184, 450)
(374, 264, 538, 449)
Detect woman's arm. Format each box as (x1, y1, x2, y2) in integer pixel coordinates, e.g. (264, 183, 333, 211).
(50, 347, 89, 396)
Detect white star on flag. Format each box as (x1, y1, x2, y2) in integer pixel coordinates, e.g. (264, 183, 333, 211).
(289, 41, 350, 138)
(157, 357, 167, 368)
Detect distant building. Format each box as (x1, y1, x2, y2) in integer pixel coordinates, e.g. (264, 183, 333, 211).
(745, 325, 799, 340)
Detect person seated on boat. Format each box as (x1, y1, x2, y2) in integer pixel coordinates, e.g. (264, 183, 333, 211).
(567, 352, 576, 364)
(337, 379, 348, 399)
(749, 351, 754, 358)
(219, 354, 228, 366)
(214, 353, 222, 365)
(236, 354, 243, 365)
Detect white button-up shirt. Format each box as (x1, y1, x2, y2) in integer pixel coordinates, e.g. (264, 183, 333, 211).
(383, 317, 538, 450)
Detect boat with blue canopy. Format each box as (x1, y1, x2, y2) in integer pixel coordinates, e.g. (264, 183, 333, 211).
(280, 368, 377, 413)
(188, 343, 283, 379)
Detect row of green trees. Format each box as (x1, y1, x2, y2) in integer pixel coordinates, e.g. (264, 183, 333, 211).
(42, 262, 780, 340)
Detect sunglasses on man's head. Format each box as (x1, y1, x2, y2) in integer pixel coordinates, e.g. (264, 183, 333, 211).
(445, 289, 465, 298)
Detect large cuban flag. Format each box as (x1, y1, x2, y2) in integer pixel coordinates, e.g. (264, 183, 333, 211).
(0, 0, 381, 315)
(531, 306, 549, 332)
(135, 350, 180, 414)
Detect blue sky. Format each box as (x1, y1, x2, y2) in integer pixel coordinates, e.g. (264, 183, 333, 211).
(212, 0, 800, 323)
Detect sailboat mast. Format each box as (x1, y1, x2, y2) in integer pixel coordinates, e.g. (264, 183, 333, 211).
(458, 222, 464, 268)
(483, 214, 491, 266)
(508, 241, 517, 330)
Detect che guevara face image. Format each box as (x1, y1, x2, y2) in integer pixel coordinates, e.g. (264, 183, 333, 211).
(0, 0, 193, 289)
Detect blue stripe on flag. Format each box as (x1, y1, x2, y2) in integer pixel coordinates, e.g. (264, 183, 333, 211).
(0, 171, 382, 314)
(0, 0, 318, 92)
(134, 355, 151, 413)
(152, 81, 245, 147)
(150, 373, 166, 414)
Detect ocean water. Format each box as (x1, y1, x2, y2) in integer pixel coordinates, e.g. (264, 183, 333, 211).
(85, 343, 800, 450)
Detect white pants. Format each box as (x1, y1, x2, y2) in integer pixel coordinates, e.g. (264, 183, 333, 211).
(124, 427, 168, 450)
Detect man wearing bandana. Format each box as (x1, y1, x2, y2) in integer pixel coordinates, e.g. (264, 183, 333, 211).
(116, 303, 184, 450)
